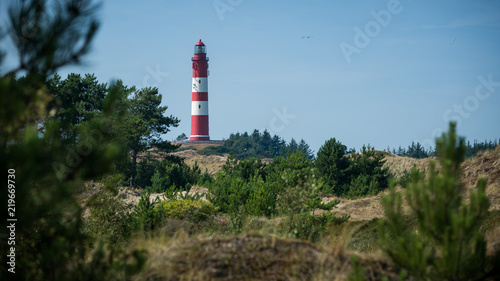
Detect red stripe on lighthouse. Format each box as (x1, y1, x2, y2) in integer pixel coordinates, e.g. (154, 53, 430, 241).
(190, 115, 209, 140)
(192, 92, 208, 101)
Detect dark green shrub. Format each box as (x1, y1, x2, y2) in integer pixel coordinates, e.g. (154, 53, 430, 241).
(245, 175, 279, 217)
(346, 174, 380, 199)
(206, 155, 262, 213)
(316, 140, 389, 197)
(347, 145, 389, 196)
(315, 138, 351, 195)
(132, 192, 162, 231)
(279, 212, 347, 242)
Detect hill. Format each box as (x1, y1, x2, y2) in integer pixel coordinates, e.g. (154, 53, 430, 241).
(169, 146, 500, 221)
(86, 146, 500, 280)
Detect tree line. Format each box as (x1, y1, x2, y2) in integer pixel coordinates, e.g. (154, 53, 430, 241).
(386, 139, 499, 159)
(198, 129, 315, 160)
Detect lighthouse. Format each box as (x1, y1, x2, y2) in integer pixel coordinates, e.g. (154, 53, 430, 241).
(190, 39, 210, 141)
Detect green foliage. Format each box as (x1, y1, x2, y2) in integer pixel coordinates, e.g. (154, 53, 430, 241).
(380, 122, 500, 280)
(207, 155, 265, 214)
(346, 174, 379, 198)
(114, 87, 180, 186)
(207, 150, 349, 237)
(347, 256, 366, 281)
(206, 149, 349, 240)
(139, 157, 204, 192)
(278, 212, 347, 242)
(245, 175, 278, 217)
(163, 161, 199, 191)
(388, 138, 499, 159)
(134, 156, 164, 189)
(83, 190, 135, 246)
(198, 129, 315, 160)
(132, 192, 162, 231)
(316, 140, 389, 197)
(390, 141, 434, 159)
(349, 145, 389, 192)
(464, 139, 499, 157)
(46, 73, 107, 141)
(150, 169, 164, 193)
(227, 206, 247, 235)
(0, 1, 144, 279)
(155, 199, 218, 223)
(197, 144, 229, 156)
(394, 166, 422, 187)
(316, 138, 351, 195)
(82, 175, 135, 245)
(175, 133, 188, 141)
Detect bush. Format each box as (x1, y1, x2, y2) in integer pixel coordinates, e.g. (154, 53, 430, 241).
(279, 212, 347, 242)
(141, 159, 206, 193)
(206, 156, 264, 214)
(245, 175, 279, 217)
(316, 139, 389, 197)
(346, 174, 380, 199)
(83, 190, 135, 246)
(315, 138, 351, 195)
(133, 191, 162, 231)
(380, 123, 500, 280)
(155, 199, 218, 223)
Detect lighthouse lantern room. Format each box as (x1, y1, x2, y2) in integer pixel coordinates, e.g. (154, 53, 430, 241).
(190, 39, 210, 141)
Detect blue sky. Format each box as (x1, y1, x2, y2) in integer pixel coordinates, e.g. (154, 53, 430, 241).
(2, 0, 500, 153)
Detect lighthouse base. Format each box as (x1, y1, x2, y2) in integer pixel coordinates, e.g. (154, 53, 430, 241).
(190, 135, 210, 141)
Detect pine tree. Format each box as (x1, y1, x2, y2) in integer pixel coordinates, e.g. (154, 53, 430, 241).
(379, 122, 500, 280)
(298, 139, 314, 160)
(115, 86, 180, 186)
(315, 138, 350, 195)
(1, 0, 144, 279)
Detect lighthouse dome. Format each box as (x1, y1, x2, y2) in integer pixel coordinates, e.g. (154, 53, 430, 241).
(194, 39, 206, 53)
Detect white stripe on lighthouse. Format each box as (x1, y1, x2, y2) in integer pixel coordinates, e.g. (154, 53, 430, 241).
(191, 101, 209, 115)
(192, 77, 208, 92)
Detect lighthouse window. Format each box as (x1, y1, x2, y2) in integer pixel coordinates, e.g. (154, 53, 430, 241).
(198, 93, 201, 97)
(195, 45, 206, 53)
(198, 117, 201, 121)
(198, 105, 201, 109)
(198, 131, 201, 135)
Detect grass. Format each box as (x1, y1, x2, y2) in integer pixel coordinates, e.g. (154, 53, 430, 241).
(79, 146, 500, 280)
(127, 229, 402, 281)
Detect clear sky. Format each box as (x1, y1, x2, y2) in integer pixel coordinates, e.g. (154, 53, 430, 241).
(2, 0, 500, 153)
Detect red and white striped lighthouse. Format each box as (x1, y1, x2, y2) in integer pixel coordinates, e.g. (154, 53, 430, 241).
(190, 39, 210, 141)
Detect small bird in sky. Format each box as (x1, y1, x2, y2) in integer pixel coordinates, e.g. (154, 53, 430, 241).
(301, 36, 313, 39)
(449, 38, 456, 46)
